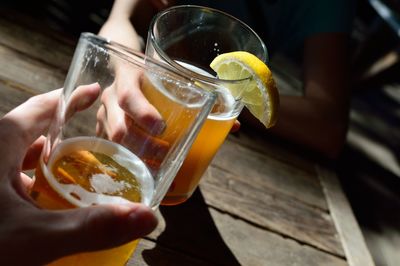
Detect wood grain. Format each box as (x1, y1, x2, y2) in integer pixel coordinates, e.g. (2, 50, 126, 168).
(146, 191, 244, 265)
(0, 79, 35, 116)
(317, 166, 375, 266)
(0, 10, 375, 265)
(143, 202, 346, 265)
(201, 165, 344, 256)
(0, 15, 74, 71)
(213, 138, 328, 210)
(0, 45, 65, 93)
(228, 127, 316, 174)
(209, 208, 347, 266)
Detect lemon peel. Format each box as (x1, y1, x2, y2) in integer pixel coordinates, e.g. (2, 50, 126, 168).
(210, 51, 279, 128)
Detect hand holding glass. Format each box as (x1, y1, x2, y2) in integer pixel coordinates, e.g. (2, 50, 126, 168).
(30, 33, 215, 266)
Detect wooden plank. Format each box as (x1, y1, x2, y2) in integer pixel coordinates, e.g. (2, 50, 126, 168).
(208, 208, 347, 266)
(228, 127, 316, 174)
(0, 79, 96, 141)
(317, 166, 375, 266)
(0, 10, 352, 265)
(146, 191, 244, 265)
(0, 44, 66, 94)
(0, 79, 35, 116)
(201, 166, 344, 256)
(0, 16, 74, 71)
(213, 138, 328, 210)
(144, 197, 346, 265)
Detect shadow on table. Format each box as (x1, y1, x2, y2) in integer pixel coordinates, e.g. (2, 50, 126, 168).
(142, 189, 241, 266)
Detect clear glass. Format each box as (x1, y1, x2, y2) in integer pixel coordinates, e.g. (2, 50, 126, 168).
(146, 5, 268, 205)
(30, 32, 216, 266)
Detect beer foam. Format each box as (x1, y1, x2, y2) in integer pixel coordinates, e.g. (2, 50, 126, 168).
(176, 61, 214, 77)
(145, 73, 207, 109)
(176, 61, 236, 120)
(42, 137, 154, 207)
(90, 174, 131, 194)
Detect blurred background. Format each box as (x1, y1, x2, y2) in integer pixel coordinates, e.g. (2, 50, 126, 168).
(340, 1, 400, 265)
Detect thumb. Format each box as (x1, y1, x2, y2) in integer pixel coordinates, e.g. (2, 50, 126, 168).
(1, 89, 61, 144)
(35, 204, 157, 264)
(5, 84, 101, 141)
(0, 84, 100, 162)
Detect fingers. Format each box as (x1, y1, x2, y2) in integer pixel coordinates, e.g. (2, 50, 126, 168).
(230, 120, 241, 133)
(115, 68, 165, 134)
(0, 89, 61, 147)
(0, 83, 160, 266)
(37, 204, 157, 263)
(3, 203, 157, 266)
(65, 83, 101, 119)
(22, 136, 46, 170)
(121, 118, 170, 169)
(16, 173, 36, 204)
(0, 90, 61, 169)
(0, 84, 101, 163)
(98, 86, 170, 168)
(100, 86, 128, 142)
(96, 104, 107, 138)
(19, 173, 34, 189)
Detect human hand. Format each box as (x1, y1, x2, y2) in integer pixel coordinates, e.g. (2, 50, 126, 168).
(96, 66, 170, 159)
(0, 84, 157, 266)
(97, 64, 241, 144)
(99, 0, 176, 51)
(231, 120, 241, 133)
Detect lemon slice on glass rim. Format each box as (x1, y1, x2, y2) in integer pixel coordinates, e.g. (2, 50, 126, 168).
(210, 51, 279, 128)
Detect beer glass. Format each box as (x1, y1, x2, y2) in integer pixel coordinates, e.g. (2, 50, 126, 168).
(146, 5, 268, 205)
(30, 32, 216, 266)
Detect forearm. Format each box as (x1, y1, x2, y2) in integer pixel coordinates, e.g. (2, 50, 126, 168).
(107, 0, 141, 20)
(276, 33, 350, 159)
(98, 0, 147, 50)
(270, 95, 349, 159)
(240, 94, 349, 159)
(241, 33, 350, 159)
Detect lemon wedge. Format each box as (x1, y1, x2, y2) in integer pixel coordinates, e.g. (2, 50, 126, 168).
(210, 51, 279, 128)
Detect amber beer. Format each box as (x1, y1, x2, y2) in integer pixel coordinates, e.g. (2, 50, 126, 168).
(31, 137, 154, 266)
(30, 70, 209, 265)
(162, 116, 235, 204)
(160, 62, 239, 205)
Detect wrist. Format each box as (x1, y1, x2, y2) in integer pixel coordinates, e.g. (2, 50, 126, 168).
(99, 19, 144, 51)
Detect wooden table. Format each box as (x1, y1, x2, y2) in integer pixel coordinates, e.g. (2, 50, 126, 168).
(0, 10, 375, 266)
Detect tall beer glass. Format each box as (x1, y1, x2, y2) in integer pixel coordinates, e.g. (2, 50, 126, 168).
(146, 5, 268, 205)
(30, 33, 215, 266)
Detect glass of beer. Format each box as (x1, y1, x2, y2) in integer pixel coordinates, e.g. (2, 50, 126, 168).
(30, 32, 216, 266)
(146, 5, 268, 205)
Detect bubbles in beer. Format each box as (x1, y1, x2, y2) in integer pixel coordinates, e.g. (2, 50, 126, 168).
(42, 137, 154, 207)
(145, 72, 208, 108)
(176, 60, 236, 119)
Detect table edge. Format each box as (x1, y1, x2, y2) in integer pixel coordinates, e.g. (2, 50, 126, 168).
(316, 165, 376, 266)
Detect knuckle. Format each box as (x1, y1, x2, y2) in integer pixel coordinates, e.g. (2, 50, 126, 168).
(110, 122, 126, 143)
(117, 93, 131, 111)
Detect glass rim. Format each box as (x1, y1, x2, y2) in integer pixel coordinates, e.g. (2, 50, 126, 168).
(80, 32, 216, 100)
(149, 5, 269, 86)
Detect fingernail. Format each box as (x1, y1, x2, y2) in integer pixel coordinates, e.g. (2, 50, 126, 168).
(152, 120, 166, 135)
(127, 207, 158, 237)
(143, 118, 165, 135)
(117, 204, 136, 214)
